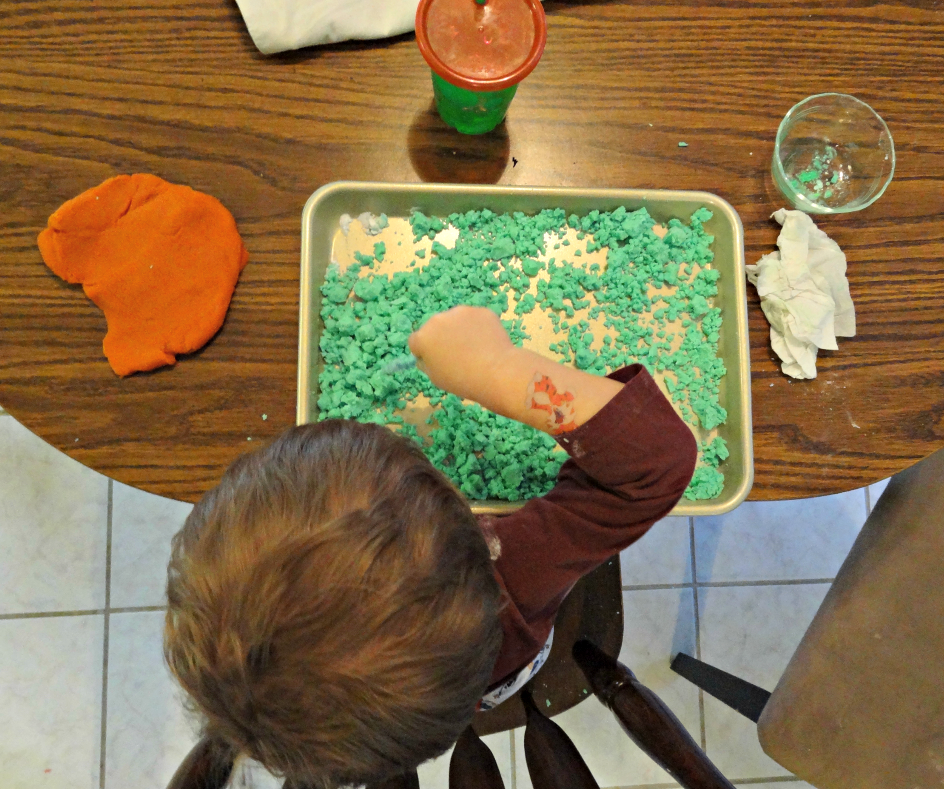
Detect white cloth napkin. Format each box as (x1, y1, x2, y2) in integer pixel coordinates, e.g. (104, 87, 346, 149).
(233, 0, 420, 54)
(746, 209, 856, 380)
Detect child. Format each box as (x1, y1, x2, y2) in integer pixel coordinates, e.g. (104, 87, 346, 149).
(164, 305, 697, 788)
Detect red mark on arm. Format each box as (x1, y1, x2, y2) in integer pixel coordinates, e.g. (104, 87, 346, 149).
(526, 374, 577, 434)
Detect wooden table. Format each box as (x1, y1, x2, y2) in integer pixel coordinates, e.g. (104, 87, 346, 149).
(0, 0, 941, 503)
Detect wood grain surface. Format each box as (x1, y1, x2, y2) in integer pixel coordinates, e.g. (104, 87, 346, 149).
(0, 0, 942, 502)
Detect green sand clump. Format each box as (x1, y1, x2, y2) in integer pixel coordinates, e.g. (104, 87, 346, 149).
(318, 206, 728, 501)
(789, 145, 839, 202)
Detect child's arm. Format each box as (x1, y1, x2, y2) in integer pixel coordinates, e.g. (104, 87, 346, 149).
(408, 306, 623, 434)
(411, 307, 699, 688)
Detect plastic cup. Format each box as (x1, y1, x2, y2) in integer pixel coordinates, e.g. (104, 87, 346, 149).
(416, 0, 547, 135)
(772, 93, 895, 214)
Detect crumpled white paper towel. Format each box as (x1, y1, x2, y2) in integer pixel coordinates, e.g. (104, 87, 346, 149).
(746, 208, 856, 380)
(233, 0, 420, 54)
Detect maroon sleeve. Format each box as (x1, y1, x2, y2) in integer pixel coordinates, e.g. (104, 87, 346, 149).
(488, 364, 698, 685)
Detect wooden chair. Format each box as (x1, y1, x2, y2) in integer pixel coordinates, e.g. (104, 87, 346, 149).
(422, 639, 736, 789)
(379, 641, 736, 789)
(571, 640, 734, 789)
(670, 447, 944, 789)
(495, 646, 733, 789)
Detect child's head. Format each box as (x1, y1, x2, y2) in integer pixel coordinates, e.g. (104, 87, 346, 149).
(164, 420, 503, 788)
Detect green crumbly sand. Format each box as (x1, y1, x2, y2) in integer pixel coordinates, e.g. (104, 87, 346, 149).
(789, 145, 839, 203)
(318, 207, 728, 502)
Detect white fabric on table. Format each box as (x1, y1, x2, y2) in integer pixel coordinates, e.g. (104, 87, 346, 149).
(746, 208, 856, 380)
(233, 0, 421, 54)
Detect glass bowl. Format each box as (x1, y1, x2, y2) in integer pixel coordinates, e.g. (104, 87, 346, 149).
(772, 93, 895, 214)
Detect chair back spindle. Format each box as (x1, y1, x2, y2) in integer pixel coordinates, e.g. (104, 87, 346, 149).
(448, 725, 506, 788)
(573, 640, 734, 789)
(521, 687, 600, 789)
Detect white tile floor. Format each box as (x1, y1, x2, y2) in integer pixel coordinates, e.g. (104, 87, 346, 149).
(0, 409, 892, 789)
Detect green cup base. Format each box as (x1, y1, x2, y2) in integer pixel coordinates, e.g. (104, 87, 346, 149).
(431, 72, 518, 135)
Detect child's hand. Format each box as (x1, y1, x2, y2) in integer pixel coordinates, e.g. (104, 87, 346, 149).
(409, 306, 514, 403)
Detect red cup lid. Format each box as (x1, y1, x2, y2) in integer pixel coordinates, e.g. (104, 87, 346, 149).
(416, 0, 547, 92)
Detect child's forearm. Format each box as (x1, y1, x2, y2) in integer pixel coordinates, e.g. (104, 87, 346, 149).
(470, 347, 624, 435)
(409, 307, 624, 435)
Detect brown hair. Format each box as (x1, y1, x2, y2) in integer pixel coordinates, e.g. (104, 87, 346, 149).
(164, 420, 503, 788)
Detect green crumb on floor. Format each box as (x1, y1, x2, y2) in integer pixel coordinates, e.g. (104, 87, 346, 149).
(319, 205, 728, 502)
(678, 141, 689, 147)
(545, 699, 551, 708)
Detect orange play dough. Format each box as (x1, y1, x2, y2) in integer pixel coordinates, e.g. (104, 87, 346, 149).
(37, 174, 249, 376)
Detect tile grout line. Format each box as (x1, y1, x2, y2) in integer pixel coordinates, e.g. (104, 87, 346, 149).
(697, 578, 834, 588)
(623, 579, 836, 589)
(689, 516, 707, 753)
(602, 782, 681, 789)
(99, 479, 113, 789)
(0, 605, 166, 621)
(602, 777, 803, 789)
(621, 582, 694, 591)
(0, 609, 105, 620)
(508, 729, 517, 789)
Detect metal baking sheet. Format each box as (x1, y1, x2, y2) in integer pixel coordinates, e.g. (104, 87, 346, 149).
(299, 181, 753, 516)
